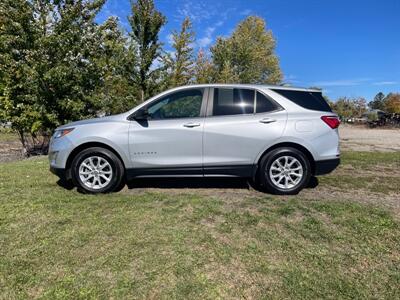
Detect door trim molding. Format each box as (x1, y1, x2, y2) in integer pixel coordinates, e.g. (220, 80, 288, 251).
(126, 164, 255, 180)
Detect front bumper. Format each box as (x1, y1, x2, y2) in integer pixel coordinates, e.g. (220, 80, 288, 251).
(48, 135, 74, 169)
(314, 158, 340, 175)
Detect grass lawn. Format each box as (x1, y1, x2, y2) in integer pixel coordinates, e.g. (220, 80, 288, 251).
(0, 152, 399, 299)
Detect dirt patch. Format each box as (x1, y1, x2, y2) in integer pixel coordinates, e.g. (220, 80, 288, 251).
(0, 136, 24, 163)
(339, 125, 400, 152)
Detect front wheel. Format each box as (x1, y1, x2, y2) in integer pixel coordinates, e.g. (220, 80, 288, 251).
(259, 147, 311, 195)
(71, 147, 124, 193)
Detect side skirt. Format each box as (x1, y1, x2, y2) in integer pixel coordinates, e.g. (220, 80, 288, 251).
(126, 165, 255, 181)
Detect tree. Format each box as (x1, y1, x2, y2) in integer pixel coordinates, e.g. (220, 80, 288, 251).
(211, 16, 282, 84)
(128, 0, 166, 101)
(193, 49, 215, 84)
(384, 93, 400, 113)
(331, 97, 367, 119)
(369, 92, 385, 110)
(353, 97, 367, 116)
(0, 0, 108, 154)
(165, 17, 195, 87)
(218, 60, 239, 83)
(91, 17, 138, 115)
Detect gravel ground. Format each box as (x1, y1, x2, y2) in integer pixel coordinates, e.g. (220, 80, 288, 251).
(339, 124, 400, 152)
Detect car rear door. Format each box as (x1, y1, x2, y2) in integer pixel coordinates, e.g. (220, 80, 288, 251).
(203, 87, 287, 174)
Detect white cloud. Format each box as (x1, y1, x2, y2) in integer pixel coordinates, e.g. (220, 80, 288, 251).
(198, 36, 212, 48)
(195, 19, 226, 49)
(372, 81, 398, 85)
(176, 1, 213, 22)
(166, 33, 174, 46)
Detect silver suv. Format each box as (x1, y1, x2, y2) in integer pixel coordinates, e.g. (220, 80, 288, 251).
(49, 84, 340, 195)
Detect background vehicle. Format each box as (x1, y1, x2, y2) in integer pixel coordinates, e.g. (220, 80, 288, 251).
(49, 84, 340, 195)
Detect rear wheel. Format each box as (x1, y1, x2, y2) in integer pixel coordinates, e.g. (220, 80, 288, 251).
(71, 147, 124, 193)
(259, 147, 311, 195)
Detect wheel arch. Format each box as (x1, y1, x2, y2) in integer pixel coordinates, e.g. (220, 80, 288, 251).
(65, 142, 126, 174)
(254, 142, 316, 180)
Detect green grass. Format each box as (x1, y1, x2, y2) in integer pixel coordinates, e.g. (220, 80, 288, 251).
(0, 152, 399, 299)
(319, 151, 400, 194)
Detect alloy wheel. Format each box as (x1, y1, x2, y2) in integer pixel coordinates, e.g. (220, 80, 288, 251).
(268, 155, 303, 190)
(78, 156, 113, 190)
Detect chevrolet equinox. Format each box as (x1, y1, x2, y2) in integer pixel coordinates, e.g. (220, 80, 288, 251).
(49, 84, 340, 195)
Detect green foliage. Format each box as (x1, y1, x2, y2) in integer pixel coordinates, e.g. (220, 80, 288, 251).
(164, 17, 195, 87)
(211, 16, 282, 84)
(332, 97, 367, 118)
(369, 92, 385, 110)
(193, 49, 216, 84)
(366, 111, 378, 121)
(383, 93, 400, 113)
(128, 0, 166, 101)
(367, 92, 400, 114)
(0, 0, 110, 152)
(90, 17, 139, 115)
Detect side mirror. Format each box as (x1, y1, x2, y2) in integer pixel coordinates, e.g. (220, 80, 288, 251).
(133, 109, 149, 121)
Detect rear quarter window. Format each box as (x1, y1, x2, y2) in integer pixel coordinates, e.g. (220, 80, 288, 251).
(271, 89, 332, 112)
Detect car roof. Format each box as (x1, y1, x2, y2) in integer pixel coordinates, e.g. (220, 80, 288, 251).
(170, 84, 322, 93)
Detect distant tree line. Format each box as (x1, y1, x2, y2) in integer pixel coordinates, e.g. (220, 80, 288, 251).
(329, 92, 400, 120)
(0, 0, 282, 154)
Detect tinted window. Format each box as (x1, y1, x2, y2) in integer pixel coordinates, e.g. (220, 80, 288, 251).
(213, 88, 254, 116)
(256, 92, 279, 113)
(271, 89, 332, 112)
(147, 89, 203, 119)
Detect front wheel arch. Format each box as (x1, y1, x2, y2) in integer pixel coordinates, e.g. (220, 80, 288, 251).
(66, 142, 126, 179)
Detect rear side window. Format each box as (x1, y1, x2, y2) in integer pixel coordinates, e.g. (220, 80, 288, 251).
(256, 92, 279, 113)
(213, 88, 255, 116)
(271, 89, 332, 112)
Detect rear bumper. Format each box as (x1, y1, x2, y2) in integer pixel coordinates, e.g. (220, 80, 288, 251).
(314, 158, 340, 175)
(50, 166, 70, 182)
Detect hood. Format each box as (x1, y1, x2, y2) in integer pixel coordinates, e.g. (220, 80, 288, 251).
(56, 113, 128, 130)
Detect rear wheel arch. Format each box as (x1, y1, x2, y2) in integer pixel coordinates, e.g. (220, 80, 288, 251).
(255, 142, 316, 178)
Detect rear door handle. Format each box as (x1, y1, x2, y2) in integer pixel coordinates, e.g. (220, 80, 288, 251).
(259, 118, 277, 124)
(183, 122, 201, 128)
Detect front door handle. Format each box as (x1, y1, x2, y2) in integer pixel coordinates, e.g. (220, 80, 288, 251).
(183, 122, 201, 128)
(259, 118, 277, 124)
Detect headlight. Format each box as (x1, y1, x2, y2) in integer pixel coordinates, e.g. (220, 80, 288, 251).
(53, 128, 74, 139)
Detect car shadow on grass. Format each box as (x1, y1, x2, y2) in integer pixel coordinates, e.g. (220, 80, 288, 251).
(56, 175, 319, 193)
(127, 177, 251, 190)
(126, 176, 319, 191)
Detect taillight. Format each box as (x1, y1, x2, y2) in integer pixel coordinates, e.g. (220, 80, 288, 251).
(321, 116, 340, 129)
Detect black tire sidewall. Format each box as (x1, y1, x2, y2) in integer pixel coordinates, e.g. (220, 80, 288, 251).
(71, 147, 124, 193)
(260, 147, 311, 195)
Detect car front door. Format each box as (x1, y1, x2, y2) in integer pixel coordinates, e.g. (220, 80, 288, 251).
(203, 87, 287, 175)
(128, 88, 207, 174)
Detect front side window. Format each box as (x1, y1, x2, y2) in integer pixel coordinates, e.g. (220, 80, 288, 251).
(213, 88, 255, 116)
(147, 89, 203, 120)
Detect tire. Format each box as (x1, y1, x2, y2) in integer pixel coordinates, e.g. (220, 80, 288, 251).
(71, 147, 124, 194)
(259, 147, 311, 195)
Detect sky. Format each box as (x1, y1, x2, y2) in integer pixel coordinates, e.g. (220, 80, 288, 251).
(96, 0, 400, 101)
